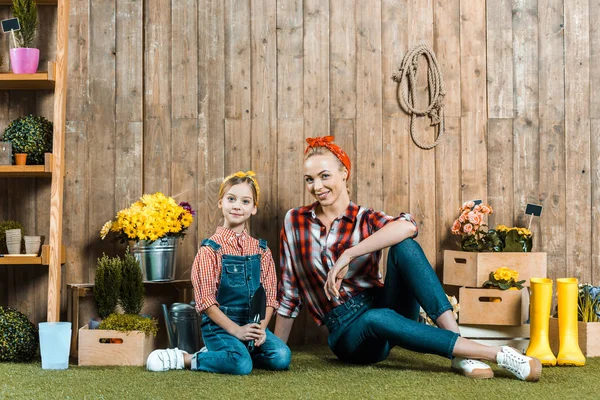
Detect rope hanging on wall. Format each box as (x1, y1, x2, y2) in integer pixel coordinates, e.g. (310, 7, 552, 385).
(392, 44, 446, 150)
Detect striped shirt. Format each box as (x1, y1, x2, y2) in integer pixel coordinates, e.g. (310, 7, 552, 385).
(192, 226, 279, 313)
(277, 201, 417, 326)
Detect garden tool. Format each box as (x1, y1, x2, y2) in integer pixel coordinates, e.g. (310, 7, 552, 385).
(525, 278, 556, 366)
(556, 278, 585, 366)
(162, 301, 201, 354)
(247, 285, 266, 352)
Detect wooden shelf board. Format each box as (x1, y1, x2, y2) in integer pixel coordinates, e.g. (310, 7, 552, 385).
(0, 153, 53, 177)
(0, 244, 65, 265)
(0, 62, 56, 90)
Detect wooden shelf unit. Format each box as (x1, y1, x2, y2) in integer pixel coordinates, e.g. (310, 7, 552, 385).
(1, 0, 70, 323)
(0, 244, 66, 265)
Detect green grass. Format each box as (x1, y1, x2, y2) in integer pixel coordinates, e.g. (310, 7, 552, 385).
(1, 346, 599, 399)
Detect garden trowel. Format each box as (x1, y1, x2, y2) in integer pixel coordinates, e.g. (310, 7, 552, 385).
(247, 285, 266, 352)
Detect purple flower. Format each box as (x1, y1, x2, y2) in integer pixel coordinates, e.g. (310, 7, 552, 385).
(179, 201, 196, 216)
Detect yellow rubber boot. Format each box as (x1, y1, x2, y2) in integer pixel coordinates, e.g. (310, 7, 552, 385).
(557, 278, 585, 366)
(526, 278, 557, 366)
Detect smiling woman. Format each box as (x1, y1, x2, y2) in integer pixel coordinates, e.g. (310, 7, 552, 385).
(274, 136, 543, 382)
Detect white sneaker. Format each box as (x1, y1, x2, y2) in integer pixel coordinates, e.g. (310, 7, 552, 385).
(451, 357, 494, 379)
(146, 348, 187, 372)
(496, 346, 542, 382)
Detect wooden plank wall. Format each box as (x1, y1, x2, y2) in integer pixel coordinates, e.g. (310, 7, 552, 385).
(1, 0, 599, 344)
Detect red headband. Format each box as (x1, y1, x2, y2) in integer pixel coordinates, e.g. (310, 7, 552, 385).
(305, 136, 351, 179)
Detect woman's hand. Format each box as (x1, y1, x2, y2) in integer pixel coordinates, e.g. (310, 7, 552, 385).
(233, 323, 263, 342)
(254, 328, 267, 347)
(324, 251, 354, 300)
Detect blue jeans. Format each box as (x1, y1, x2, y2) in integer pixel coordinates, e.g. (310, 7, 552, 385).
(193, 314, 291, 375)
(325, 238, 459, 363)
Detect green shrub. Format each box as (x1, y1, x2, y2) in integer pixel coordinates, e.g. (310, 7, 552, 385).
(2, 115, 52, 165)
(119, 249, 145, 315)
(11, 0, 38, 48)
(94, 254, 122, 319)
(0, 306, 38, 362)
(98, 313, 158, 337)
(0, 220, 25, 254)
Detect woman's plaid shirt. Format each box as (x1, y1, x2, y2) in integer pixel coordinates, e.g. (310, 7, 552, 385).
(277, 201, 417, 326)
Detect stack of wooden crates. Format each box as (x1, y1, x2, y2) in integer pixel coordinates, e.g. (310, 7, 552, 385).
(443, 251, 547, 352)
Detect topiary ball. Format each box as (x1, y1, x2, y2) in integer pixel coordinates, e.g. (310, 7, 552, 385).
(0, 306, 39, 362)
(2, 115, 53, 165)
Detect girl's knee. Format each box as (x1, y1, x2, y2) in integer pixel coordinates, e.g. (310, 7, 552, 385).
(230, 352, 253, 375)
(268, 346, 292, 370)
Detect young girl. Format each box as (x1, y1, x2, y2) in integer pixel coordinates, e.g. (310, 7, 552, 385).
(147, 171, 291, 374)
(274, 136, 542, 382)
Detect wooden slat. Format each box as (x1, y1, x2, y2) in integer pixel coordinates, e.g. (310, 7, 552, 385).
(565, 0, 591, 281)
(276, 0, 303, 119)
(144, 0, 171, 194)
(171, 0, 198, 279)
(330, 0, 356, 119)
(513, 0, 540, 233)
(486, 0, 513, 118)
(538, 0, 565, 281)
(487, 119, 514, 228)
(591, 119, 600, 284)
(407, 0, 435, 263)
(0, 165, 51, 178)
(0, 73, 54, 90)
(198, 0, 225, 239)
(303, 0, 329, 140)
(433, 0, 460, 117)
(355, 0, 382, 211)
(460, 0, 487, 202)
(224, 0, 251, 119)
(435, 117, 460, 271)
(590, 1, 600, 118)
(331, 119, 357, 201)
(250, 0, 278, 255)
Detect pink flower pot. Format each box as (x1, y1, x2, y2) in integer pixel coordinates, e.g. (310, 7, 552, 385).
(9, 48, 40, 74)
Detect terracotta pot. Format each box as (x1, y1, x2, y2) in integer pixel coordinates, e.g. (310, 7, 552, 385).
(14, 153, 27, 165)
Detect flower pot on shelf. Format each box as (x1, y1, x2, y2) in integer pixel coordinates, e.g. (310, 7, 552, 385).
(443, 250, 547, 288)
(14, 153, 27, 166)
(9, 48, 40, 74)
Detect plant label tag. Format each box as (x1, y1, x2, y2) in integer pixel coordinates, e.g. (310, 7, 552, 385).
(472, 199, 482, 205)
(1, 18, 20, 33)
(525, 203, 543, 217)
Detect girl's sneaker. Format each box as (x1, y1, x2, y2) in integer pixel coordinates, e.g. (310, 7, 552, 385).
(451, 357, 494, 379)
(496, 346, 542, 382)
(146, 348, 187, 372)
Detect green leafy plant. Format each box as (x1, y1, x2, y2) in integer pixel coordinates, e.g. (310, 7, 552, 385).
(578, 284, 600, 323)
(0, 306, 38, 362)
(119, 248, 145, 315)
(11, 0, 38, 48)
(98, 313, 158, 337)
(0, 220, 25, 254)
(495, 225, 533, 252)
(2, 115, 52, 165)
(94, 254, 122, 319)
(483, 267, 525, 290)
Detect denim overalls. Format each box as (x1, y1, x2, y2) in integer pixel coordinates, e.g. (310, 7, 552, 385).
(191, 238, 291, 375)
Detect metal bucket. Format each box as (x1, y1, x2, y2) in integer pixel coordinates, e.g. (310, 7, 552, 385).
(131, 237, 179, 282)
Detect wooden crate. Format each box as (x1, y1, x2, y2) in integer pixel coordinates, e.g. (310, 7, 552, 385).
(443, 250, 547, 287)
(548, 318, 600, 357)
(78, 325, 156, 366)
(458, 287, 529, 326)
(459, 324, 530, 353)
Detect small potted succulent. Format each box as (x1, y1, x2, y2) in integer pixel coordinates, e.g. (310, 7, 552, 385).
(2, 115, 52, 165)
(10, 0, 39, 74)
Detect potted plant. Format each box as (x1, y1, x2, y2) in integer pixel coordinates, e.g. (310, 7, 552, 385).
(100, 192, 195, 282)
(443, 201, 547, 288)
(79, 251, 158, 366)
(9, 0, 39, 74)
(2, 115, 52, 165)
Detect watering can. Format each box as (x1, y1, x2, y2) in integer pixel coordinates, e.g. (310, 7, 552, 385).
(162, 301, 201, 354)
